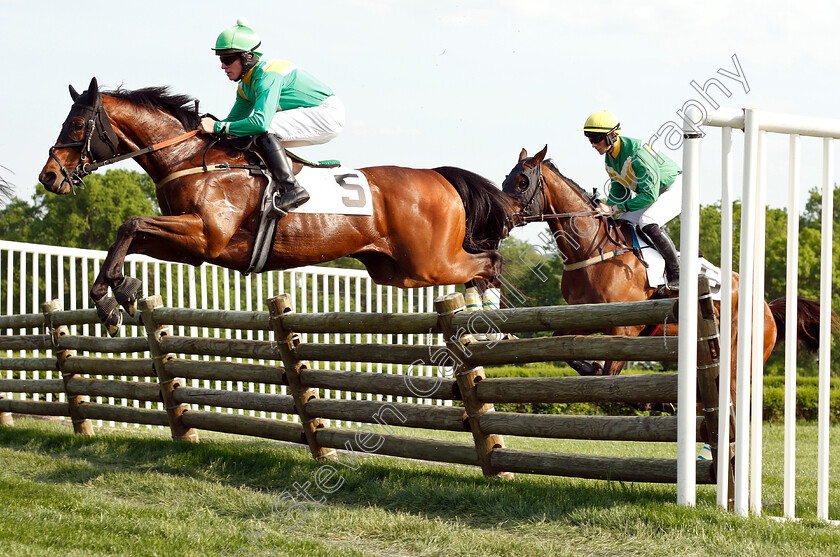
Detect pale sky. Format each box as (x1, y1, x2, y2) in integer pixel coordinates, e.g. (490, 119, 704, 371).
(3, 0, 839, 244)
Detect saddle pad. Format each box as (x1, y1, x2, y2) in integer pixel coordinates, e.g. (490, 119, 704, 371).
(630, 227, 722, 300)
(289, 166, 373, 216)
(286, 150, 340, 168)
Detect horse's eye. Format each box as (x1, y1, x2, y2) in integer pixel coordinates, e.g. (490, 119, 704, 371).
(71, 120, 84, 131)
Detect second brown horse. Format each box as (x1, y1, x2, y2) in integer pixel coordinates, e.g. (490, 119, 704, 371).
(502, 145, 828, 403)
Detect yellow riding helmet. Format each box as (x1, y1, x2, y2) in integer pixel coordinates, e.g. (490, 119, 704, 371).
(582, 110, 620, 134)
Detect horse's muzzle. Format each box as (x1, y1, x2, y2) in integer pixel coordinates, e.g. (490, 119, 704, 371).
(38, 168, 71, 195)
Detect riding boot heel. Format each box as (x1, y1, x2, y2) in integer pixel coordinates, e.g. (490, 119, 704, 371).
(254, 133, 310, 218)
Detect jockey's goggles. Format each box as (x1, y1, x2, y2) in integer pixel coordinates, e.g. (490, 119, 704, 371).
(219, 53, 240, 66)
(585, 132, 608, 144)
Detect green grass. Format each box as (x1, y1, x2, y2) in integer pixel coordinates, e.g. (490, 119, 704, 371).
(1, 418, 839, 556)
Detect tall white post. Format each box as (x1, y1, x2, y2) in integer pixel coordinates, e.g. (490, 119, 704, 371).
(749, 131, 768, 515)
(817, 137, 834, 521)
(783, 134, 801, 519)
(717, 126, 735, 508)
(678, 106, 703, 506)
(734, 108, 759, 516)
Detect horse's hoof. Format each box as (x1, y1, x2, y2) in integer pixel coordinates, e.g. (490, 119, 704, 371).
(114, 276, 142, 317)
(569, 360, 603, 376)
(105, 311, 123, 338)
(95, 296, 122, 337)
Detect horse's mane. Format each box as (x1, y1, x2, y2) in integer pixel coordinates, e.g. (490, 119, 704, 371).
(432, 167, 514, 253)
(104, 86, 201, 131)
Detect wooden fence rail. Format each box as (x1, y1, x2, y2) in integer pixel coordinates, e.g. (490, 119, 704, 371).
(0, 277, 730, 490)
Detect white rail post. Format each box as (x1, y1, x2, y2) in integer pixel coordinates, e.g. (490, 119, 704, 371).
(735, 108, 760, 516)
(678, 106, 703, 506)
(717, 126, 735, 509)
(783, 134, 801, 519)
(817, 137, 834, 521)
(749, 131, 768, 515)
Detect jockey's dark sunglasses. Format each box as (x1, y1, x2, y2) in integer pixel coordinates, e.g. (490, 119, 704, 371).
(585, 132, 608, 144)
(219, 53, 240, 66)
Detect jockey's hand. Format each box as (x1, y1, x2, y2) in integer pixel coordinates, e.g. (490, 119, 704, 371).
(597, 203, 616, 217)
(199, 117, 217, 134)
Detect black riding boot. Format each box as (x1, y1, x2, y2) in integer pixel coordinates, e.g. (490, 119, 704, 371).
(642, 223, 680, 289)
(253, 133, 310, 217)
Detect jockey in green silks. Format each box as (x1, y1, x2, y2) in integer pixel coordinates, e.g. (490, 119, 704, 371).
(199, 18, 345, 217)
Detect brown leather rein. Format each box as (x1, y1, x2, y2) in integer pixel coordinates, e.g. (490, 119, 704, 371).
(515, 172, 647, 272)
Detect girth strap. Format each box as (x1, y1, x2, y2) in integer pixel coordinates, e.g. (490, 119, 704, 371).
(156, 163, 262, 189)
(563, 249, 630, 271)
(156, 164, 234, 188)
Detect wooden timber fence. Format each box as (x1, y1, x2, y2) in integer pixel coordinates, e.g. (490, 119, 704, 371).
(0, 276, 734, 495)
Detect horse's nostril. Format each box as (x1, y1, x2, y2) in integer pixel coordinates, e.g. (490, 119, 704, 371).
(39, 172, 56, 187)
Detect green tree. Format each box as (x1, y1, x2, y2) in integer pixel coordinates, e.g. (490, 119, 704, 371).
(0, 197, 39, 242)
(666, 186, 840, 376)
(0, 170, 158, 250)
(498, 235, 564, 308)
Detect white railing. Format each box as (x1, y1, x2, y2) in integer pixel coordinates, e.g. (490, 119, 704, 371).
(0, 240, 455, 426)
(680, 108, 839, 523)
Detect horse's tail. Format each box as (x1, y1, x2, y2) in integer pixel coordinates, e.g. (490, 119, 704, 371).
(768, 296, 839, 353)
(432, 166, 514, 253)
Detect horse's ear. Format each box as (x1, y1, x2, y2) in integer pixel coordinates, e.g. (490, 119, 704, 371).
(518, 148, 528, 162)
(69, 84, 80, 101)
(87, 77, 103, 106)
(532, 144, 548, 165)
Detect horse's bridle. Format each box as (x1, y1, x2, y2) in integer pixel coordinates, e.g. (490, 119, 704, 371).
(49, 94, 204, 193)
(48, 94, 122, 193)
(506, 159, 646, 269)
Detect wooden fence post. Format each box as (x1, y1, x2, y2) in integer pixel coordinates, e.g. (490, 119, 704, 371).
(695, 276, 735, 509)
(42, 300, 93, 435)
(0, 395, 13, 426)
(268, 294, 334, 460)
(435, 292, 512, 479)
(138, 296, 198, 443)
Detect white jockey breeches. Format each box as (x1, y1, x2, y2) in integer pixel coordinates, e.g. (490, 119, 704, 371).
(269, 95, 346, 147)
(618, 175, 683, 228)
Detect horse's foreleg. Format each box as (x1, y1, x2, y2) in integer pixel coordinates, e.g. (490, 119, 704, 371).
(92, 215, 210, 335)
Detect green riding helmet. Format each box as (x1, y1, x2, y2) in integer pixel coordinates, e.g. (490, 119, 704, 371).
(213, 17, 262, 55)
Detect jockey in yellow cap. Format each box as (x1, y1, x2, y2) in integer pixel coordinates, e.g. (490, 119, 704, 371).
(583, 110, 683, 289)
